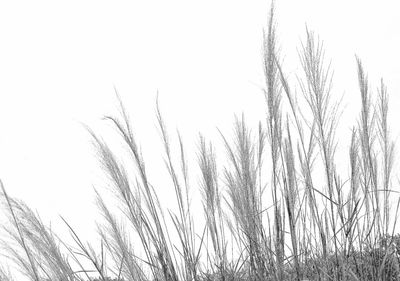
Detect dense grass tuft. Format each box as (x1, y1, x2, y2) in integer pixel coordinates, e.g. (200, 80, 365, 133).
(1, 3, 399, 281)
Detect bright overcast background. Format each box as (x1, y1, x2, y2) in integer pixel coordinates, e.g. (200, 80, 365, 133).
(0, 0, 399, 246)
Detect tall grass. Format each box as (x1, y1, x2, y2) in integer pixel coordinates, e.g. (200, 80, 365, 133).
(1, 2, 399, 281)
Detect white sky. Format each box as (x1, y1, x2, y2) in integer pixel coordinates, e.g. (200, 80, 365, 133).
(0, 0, 399, 258)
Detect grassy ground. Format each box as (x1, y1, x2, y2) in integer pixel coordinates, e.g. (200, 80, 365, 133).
(1, 3, 399, 281)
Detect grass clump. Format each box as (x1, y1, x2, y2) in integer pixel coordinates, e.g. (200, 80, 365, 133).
(1, 2, 399, 281)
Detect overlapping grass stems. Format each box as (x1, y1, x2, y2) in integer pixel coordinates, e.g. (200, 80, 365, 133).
(1, 3, 399, 281)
